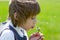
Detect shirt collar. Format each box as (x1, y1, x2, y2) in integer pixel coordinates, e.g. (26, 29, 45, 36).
(8, 20, 28, 36)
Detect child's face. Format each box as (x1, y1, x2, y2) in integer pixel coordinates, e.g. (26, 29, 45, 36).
(22, 16, 36, 31)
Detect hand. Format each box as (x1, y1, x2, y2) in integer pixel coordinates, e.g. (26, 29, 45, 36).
(29, 32, 44, 40)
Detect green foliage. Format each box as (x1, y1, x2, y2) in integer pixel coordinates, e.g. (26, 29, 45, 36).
(0, 1, 8, 22)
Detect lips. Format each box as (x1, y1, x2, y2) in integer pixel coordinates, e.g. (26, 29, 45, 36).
(31, 26, 34, 28)
(32, 26, 34, 28)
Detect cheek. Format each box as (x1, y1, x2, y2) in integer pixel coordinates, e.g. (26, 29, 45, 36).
(25, 21, 35, 30)
(26, 21, 33, 27)
(29, 20, 33, 25)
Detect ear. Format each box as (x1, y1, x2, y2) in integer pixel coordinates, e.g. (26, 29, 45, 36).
(14, 12, 18, 20)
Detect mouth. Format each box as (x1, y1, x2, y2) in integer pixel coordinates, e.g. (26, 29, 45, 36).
(31, 26, 34, 28)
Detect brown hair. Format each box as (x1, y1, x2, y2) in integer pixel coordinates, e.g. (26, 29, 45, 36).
(9, 0, 40, 27)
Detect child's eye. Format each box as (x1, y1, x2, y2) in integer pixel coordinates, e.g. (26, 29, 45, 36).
(31, 17, 36, 20)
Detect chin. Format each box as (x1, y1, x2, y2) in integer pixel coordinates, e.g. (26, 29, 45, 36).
(26, 28, 30, 31)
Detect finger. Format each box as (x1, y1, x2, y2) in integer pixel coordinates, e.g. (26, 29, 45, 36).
(39, 32, 44, 36)
(37, 34, 44, 40)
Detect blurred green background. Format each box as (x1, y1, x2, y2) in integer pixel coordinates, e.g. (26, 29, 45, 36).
(0, 0, 60, 40)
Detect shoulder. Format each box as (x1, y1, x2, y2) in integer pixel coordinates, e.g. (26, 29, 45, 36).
(0, 30, 14, 40)
(1, 29, 14, 35)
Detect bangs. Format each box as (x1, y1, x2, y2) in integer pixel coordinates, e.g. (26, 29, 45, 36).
(29, 2, 40, 16)
(13, 1, 40, 18)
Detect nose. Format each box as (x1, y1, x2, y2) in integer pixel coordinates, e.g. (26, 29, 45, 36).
(33, 18, 36, 24)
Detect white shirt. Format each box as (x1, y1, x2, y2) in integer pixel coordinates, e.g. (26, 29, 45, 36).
(0, 20, 28, 40)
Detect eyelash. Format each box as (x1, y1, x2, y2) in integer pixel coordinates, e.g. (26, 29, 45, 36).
(31, 17, 35, 20)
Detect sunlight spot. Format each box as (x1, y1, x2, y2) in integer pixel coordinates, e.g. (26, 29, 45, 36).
(54, 16, 56, 18)
(46, 22, 48, 24)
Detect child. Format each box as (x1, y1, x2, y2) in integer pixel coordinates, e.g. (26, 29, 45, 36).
(0, 0, 43, 40)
